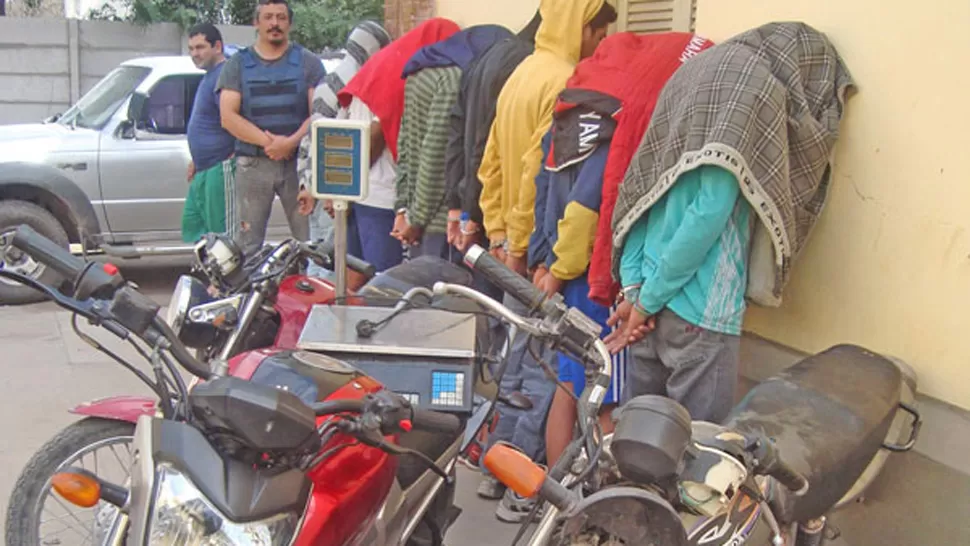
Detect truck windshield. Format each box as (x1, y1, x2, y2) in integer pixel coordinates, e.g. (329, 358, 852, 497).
(58, 66, 151, 130)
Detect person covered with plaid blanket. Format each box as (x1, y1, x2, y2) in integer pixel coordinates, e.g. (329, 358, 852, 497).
(604, 22, 854, 423)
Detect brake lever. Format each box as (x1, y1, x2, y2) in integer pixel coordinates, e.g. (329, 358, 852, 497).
(339, 402, 453, 483)
(381, 441, 452, 482)
(0, 269, 100, 319)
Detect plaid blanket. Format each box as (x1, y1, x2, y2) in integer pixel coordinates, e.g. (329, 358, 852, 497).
(611, 22, 854, 307)
(297, 20, 391, 190)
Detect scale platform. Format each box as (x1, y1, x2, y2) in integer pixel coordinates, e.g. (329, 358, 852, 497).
(297, 305, 479, 413)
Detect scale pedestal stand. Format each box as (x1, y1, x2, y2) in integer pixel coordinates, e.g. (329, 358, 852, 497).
(332, 200, 349, 298)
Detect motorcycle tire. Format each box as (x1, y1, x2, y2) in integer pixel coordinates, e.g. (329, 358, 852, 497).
(5, 417, 136, 545)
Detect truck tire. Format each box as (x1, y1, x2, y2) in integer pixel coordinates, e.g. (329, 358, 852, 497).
(0, 200, 70, 305)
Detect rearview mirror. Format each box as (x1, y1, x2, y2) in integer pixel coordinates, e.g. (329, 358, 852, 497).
(461, 399, 494, 455)
(127, 91, 147, 124)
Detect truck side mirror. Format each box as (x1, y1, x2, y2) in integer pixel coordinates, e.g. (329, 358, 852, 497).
(127, 92, 147, 123)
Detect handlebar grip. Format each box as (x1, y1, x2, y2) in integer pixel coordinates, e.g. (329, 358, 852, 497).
(346, 253, 376, 279)
(312, 240, 376, 279)
(12, 224, 86, 279)
(312, 399, 365, 417)
(410, 408, 462, 434)
(770, 459, 809, 496)
(11, 224, 123, 299)
(463, 245, 548, 314)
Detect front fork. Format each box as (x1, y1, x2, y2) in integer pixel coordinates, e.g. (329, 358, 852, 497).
(103, 512, 129, 546)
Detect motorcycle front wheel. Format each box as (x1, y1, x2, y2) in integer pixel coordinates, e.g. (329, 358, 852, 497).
(5, 417, 135, 546)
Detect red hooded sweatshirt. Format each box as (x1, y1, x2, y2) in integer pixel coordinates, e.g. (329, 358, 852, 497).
(338, 18, 460, 161)
(549, 31, 714, 307)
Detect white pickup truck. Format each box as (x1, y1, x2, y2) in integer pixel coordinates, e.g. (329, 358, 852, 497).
(0, 53, 339, 304)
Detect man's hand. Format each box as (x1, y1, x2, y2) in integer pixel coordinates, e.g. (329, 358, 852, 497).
(264, 132, 296, 161)
(506, 254, 528, 277)
(532, 266, 548, 285)
(297, 188, 315, 216)
(323, 200, 335, 218)
(489, 244, 507, 263)
(536, 273, 563, 298)
(401, 223, 423, 246)
(604, 302, 656, 354)
(459, 220, 482, 252)
(391, 212, 408, 242)
(186, 161, 196, 183)
(446, 210, 461, 246)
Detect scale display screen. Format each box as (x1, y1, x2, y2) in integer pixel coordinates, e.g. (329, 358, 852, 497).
(311, 119, 370, 201)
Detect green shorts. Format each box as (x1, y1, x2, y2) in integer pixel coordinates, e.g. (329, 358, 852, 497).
(181, 158, 236, 243)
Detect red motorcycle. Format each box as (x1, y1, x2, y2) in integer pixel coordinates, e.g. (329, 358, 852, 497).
(5, 230, 519, 545)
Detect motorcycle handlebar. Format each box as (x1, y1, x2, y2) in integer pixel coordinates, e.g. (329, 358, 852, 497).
(409, 408, 461, 435)
(768, 458, 809, 496)
(309, 240, 376, 279)
(12, 225, 123, 300)
(463, 245, 552, 316)
(751, 435, 810, 496)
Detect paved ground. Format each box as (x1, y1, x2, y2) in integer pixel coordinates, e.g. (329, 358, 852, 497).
(0, 257, 967, 545)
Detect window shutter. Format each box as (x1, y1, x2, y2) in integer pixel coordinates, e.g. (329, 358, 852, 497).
(615, 0, 697, 34)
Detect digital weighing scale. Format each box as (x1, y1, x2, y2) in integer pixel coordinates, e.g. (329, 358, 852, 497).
(297, 305, 479, 413)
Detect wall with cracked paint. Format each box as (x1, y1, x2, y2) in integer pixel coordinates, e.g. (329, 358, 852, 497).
(696, 0, 970, 409)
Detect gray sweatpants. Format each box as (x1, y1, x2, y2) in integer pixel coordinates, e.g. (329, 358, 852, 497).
(234, 155, 309, 259)
(623, 308, 740, 423)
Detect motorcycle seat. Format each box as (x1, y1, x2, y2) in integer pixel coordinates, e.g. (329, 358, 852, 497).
(723, 344, 902, 523)
(395, 428, 463, 489)
(358, 256, 474, 305)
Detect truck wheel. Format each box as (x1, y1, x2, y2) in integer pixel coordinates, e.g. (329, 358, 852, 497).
(0, 200, 70, 305)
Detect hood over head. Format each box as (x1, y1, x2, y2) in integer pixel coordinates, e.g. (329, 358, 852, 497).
(402, 24, 513, 78)
(535, 0, 606, 63)
(338, 17, 460, 160)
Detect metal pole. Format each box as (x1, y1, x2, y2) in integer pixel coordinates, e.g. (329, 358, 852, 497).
(333, 200, 349, 298)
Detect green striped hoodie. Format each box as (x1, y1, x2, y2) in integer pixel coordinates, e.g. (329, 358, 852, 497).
(394, 66, 463, 234)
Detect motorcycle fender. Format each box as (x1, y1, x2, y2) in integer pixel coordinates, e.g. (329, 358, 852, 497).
(69, 396, 157, 423)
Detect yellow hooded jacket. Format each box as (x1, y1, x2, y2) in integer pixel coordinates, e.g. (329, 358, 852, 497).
(477, 0, 606, 257)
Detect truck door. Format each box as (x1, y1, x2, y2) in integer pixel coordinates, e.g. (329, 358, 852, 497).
(98, 72, 201, 240)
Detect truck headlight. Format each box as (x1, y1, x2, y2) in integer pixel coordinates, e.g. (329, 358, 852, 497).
(148, 464, 298, 545)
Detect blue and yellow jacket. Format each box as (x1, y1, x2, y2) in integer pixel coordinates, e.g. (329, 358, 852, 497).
(528, 130, 608, 281)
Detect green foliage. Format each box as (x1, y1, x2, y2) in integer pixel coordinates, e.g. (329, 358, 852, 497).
(290, 0, 384, 52)
(87, 0, 384, 51)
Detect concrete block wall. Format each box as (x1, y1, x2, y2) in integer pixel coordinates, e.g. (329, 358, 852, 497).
(0, 17, 254, 125)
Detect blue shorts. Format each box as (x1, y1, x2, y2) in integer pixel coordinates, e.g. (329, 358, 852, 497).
(348, 203, 405, 272)
(557, 275, 628, 405)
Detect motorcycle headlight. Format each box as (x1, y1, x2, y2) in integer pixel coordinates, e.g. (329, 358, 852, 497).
(166, 276, 216, 349)
(149, 464, 298, 545)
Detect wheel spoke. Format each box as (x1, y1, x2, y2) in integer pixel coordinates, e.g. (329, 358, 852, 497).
(47, 496, 94, 542)
(31, 434, 133, 546)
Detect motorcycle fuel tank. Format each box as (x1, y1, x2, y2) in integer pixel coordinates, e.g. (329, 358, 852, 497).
(227, 348, 399, 546)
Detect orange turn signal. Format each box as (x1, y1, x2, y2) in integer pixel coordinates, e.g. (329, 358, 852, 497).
(51, 472, 101, 508)
(482, 443, 547, 499)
